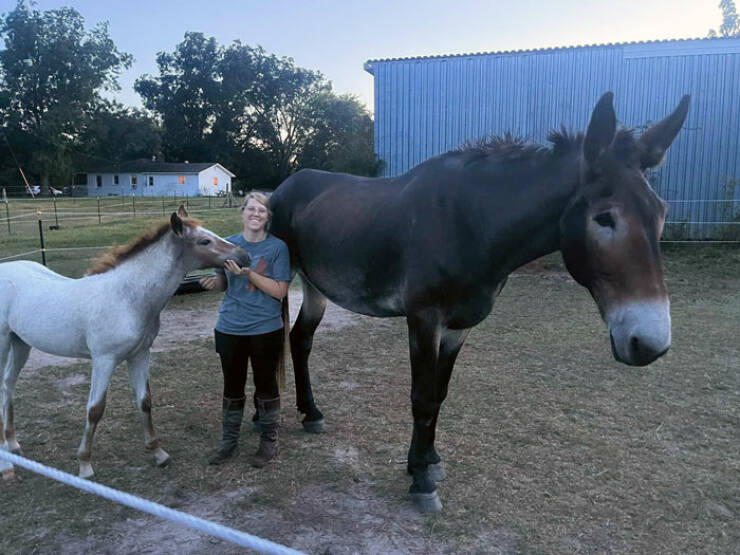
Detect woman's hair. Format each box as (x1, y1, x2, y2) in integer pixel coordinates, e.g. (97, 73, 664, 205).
(240, 191, 272, 225)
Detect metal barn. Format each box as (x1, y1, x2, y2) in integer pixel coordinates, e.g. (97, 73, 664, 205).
(365, 37, 740, 239)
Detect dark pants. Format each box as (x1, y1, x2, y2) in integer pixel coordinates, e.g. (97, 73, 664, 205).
(214, 328, 283, 400)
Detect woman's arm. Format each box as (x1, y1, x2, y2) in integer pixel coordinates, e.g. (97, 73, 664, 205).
(223, 260, 288, 300)
(199, 273, 227, 292)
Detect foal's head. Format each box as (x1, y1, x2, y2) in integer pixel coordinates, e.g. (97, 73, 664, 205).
(171, 206, 250, 269)
(560, 92, 689, 366)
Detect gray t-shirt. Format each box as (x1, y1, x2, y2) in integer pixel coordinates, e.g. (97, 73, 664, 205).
(215, 233, 291, 336)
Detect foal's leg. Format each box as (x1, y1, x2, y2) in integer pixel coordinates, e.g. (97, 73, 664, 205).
(289, 277, 327, 432)
(0, 332, 10, 454)
(1, 334, 31, 454)
(406, 311, 444, 513)
(127, 348, 170, 468)
(77, 355, 116, 479)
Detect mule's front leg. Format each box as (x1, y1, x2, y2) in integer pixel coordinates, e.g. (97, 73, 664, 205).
(127, 349, 170, 468)
(77, 356, 116, 479)
(407, 313, 443, 513)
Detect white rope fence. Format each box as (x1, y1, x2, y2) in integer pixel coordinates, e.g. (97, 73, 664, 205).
(0, 450, 305, 555)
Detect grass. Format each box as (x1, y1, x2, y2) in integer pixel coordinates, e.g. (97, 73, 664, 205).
(0, 197, 242, 277)
(0, 245, 738, 553)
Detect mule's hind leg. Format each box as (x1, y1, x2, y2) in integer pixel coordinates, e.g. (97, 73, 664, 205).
(290, 277, 327, 432)
(2, 334, 31, 454)
(127, 349, 170, 468)
(407, 327, 471, 484)
(77, 355, 116, 479)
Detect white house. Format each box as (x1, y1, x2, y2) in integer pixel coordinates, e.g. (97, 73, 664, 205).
(77, 161, 235, 197)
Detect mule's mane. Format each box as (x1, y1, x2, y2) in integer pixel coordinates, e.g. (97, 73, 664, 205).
(86, 216, 202, 275)
(451, 127, 639, 166)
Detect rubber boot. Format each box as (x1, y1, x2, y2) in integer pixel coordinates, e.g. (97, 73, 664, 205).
(208, 396, 245, 465)
(251, 392, 260, 433)
(250, 396, 280, 468)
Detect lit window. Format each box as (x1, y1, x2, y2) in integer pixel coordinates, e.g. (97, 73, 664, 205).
(178, 175, 185, 184)
(96, 175, 102, 187)
(212, 177, 218, 186)
(131, 175, 138, 185)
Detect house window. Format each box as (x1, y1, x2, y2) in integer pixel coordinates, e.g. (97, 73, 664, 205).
(148, 176, 154, 186)
(113, 175, 119, 185)
(96, 175, 102, 187)
(178, 175, 185, 184)
(131, 175, 138, 187)
(212, 177, 218, 186)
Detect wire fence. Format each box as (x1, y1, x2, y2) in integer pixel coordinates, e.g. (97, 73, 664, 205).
(0, 193, 238, 235)
(0, 450, 304, 555)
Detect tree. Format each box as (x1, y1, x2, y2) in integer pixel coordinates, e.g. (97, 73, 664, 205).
(136, 35, 380, 191)
(298, 92, 382, 176)
(708, 0, 740, 37)
(0, 1, 132, 192)
(135, 32, 222, 163)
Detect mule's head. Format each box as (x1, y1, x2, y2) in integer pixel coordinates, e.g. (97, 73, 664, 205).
(560, 92, 689, 366)
(170, 205, 250, 269)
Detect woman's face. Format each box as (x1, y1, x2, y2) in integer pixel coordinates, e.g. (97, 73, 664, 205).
(242, 198, 269, 233)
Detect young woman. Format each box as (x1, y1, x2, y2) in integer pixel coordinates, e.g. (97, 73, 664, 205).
(200, 192, 290, 468)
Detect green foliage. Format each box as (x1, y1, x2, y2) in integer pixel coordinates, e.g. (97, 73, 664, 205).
(708, 0, 740, 37)
(0, 1, 133, 190)
(136, 35, 380, 191)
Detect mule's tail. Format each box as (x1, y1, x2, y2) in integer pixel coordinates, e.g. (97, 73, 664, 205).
(277, 294, 290, 393)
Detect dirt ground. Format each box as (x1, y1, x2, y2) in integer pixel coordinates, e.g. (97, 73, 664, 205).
(1, 248, 738, 554)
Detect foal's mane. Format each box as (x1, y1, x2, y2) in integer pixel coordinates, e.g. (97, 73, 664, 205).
(86, 216, 202, 275)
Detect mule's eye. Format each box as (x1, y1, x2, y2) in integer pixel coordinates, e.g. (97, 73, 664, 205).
(199, 239, 212, 246)
(594, 212, 616, 229)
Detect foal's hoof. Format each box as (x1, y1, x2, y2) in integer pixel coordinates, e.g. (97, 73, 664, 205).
(410, 491, 443, 513)
(10, 446, 22, 456)
(427, 462, 446, 482)
(154, 448, 172, 468)
(78, 463, 94, 479)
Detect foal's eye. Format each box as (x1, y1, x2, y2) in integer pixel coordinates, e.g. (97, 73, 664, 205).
(594, 212, 616, 229)
(199, 239, 212, 246)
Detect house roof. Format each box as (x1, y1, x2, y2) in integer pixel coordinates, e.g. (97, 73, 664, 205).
(364, 36, 740, 73)
(81, 161, 235, 177)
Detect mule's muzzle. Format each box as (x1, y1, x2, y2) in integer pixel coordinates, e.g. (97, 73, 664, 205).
(606, 301, 671, 367)
(610, 331, 669, 366)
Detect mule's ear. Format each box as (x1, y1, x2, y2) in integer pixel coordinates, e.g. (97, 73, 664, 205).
(584, 92, 617, 168)
(177, 204, 188, 218)
(639, 95, 690, 170)
(170, 212, 184, 237)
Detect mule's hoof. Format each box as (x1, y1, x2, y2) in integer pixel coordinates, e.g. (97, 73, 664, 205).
(302, 418, 325, 434)
(428, 462, 446, 482)
(410, 491, 443, 513)
(157, 456, 172, 468)
(2, 467, 14, 481)
(10, 446, 22, 456)
(79, 463, 94, 479)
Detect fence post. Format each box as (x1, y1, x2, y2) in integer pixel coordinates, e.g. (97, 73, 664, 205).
(97, 196, 101, 224)
(208, 194, 211, 209)
(37, 213, 46, 266)
(51, 195, 60, 229)
(185, 192, 188, 210)
(5, 199, 10, 235)
(132, 194, 136, 219)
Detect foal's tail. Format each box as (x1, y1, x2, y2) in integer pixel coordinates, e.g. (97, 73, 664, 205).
(277, 294, 290, 393)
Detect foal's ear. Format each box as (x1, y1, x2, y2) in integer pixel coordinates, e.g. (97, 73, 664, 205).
(170, 212, 184, 237)
(177, 204, 189, 218)
(639, 95, 690, 170)
(584, 92, 617, 169)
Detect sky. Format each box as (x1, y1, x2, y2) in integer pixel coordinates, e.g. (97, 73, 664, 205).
(3, 0, 724, 113)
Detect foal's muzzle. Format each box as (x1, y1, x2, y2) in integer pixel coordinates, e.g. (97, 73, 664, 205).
(226, 248, 251, 268)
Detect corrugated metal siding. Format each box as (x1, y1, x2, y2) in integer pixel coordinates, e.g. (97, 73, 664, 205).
(369, 38, 740, 239)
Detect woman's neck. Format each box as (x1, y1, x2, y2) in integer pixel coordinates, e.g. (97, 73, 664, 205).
(242, 228, 267, 242)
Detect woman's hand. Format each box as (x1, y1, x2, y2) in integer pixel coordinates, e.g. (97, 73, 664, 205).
(199, 273, 227, 291)
(224, 259, 251, 277)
